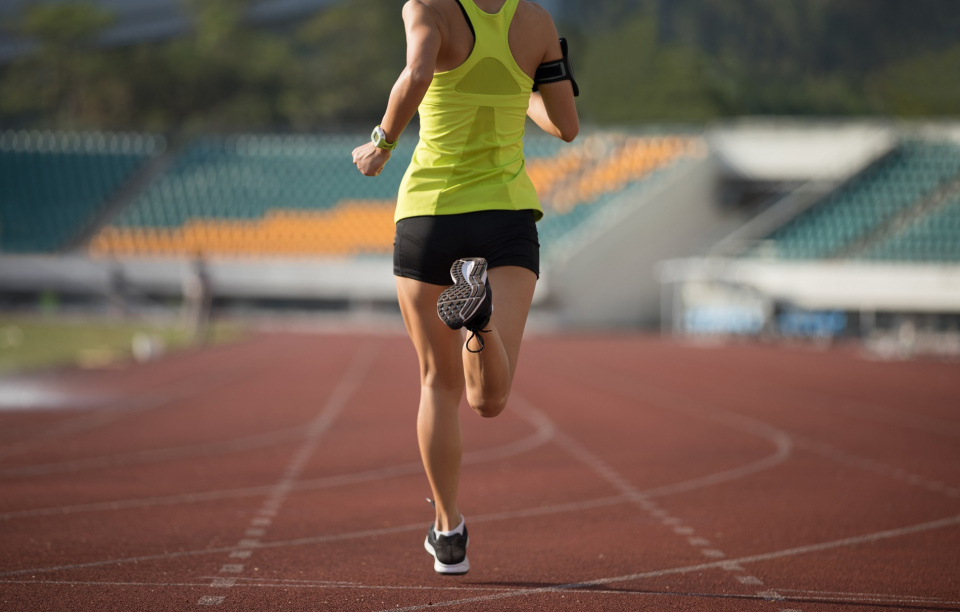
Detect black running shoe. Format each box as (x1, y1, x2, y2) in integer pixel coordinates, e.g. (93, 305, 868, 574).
(437, 257, 492, 333)
(424, 523, 470, 575)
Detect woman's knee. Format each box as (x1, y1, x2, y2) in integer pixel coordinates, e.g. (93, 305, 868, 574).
(467, 390, 509, 418)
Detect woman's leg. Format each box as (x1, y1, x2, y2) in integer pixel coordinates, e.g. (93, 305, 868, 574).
(463, 266, 538, 418)
(396, 276, 467, 532)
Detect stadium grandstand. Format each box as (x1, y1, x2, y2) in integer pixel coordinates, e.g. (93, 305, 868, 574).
(659, 122, 960, 352)
(1, 122, 959, 352)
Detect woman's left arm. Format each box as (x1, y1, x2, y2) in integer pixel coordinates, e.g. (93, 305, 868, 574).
(353, 0, 441, 176)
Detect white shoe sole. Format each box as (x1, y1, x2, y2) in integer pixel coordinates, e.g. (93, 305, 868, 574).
(424, 536, 470, 575)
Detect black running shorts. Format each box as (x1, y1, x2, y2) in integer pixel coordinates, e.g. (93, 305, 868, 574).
(393, 209, 540, 286)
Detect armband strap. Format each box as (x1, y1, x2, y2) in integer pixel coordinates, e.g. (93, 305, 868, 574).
(533, 37, 579, 97)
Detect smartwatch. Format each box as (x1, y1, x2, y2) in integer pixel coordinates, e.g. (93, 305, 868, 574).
(371, 125, 398, 150)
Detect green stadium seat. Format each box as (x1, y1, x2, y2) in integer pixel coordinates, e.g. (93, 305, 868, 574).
(748, 140, 960, 261)
(0, 131, 160, 253)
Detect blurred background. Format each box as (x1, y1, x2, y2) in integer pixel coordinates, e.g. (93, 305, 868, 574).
(1, 0, 959, 377)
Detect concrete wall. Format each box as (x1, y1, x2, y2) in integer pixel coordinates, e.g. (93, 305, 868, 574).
(660, 258, 960, 315)
(0, 255, 397, 304)
(542, 155, 745, 328)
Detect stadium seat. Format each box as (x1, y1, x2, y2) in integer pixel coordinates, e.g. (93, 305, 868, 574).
(749, 140, 960, 260)
(90, 132, 705, 258)
(0, 131, 160, 253)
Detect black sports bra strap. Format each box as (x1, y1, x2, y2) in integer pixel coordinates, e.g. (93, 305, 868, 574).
(453, 0, 476, 40)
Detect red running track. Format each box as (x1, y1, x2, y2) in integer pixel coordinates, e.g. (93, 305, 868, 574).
(1, 331, 958, 611)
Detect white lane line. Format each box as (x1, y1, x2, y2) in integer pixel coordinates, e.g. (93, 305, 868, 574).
(764, 386, 960, 439)
(1, 411, 555, 521)
(511, 393, 754, 594)
(793, 435, 959, 500)
(541, 364, 797, 500)
(196, 596, 224, 605)
(209, 578, 236, 587)
(0, 426, 308, 478)
(737, 576, 763, 585)
(0, 579, 216, 587)
(0, 347, 285, 461)
(774, 587, 958, 605)
(4, 576, 959, 607)
(196, 340, 380, 607)
(366, 514, 960, 611)
(1, 371, 791, 523)
(0, 496, 629, 578)
(0, 395, 179, 461)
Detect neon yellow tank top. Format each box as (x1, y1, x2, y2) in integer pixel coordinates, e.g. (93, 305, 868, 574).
(395, 0, 541, 223)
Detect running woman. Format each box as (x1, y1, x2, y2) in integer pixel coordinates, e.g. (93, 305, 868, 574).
(352, 0, 579, 575)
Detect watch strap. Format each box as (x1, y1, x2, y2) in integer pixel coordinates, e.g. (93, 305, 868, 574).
(371, 125, 398, 150)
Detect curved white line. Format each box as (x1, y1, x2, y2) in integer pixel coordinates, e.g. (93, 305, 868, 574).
(0, 426, 309, 478)
(0, 495, 630, 577)
(376, 513, 960, 612)
(0, 345, 289, 461)
(0, 394, 557, 520)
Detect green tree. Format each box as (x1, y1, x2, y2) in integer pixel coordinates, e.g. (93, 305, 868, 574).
(867, 43, 960, 117)
(131, 0, 298, 132)
(577, 13, 723, 123)
(285, 0, 406, 128)
(0, 2, 117, 128)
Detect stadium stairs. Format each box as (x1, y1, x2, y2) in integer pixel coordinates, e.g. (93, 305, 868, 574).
(658, 133, 960, 336)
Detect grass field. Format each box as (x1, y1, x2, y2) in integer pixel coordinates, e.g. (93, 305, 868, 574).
(0, 316, 245, 375)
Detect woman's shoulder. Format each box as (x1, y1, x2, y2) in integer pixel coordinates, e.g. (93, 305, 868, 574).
(516, 1, 556, 24)
(514, 1, 560, 40)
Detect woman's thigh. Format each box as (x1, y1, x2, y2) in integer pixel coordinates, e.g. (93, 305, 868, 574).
(486, 265, 538, 378)
(395, 276, 465, 388)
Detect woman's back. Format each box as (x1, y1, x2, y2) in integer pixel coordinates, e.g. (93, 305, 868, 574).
(395, 0, 544, 222)
(425, 0, 560, 79)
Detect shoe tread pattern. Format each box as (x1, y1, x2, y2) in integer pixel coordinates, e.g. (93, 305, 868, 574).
(437, 258, 487, 330)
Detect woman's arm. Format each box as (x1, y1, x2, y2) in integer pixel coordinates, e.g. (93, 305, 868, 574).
(527, 87, 578, 142)
(526, 20, 579, 142)
(353, 0, 441, 177)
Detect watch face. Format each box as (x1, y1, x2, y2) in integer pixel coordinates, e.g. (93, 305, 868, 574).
(371, 126, 395, 150)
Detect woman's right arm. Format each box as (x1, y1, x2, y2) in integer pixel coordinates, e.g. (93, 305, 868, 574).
(526, 18, 579, 142)
(353, 0, 440, 176)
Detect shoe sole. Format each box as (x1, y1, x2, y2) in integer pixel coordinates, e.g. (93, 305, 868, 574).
(424, 536, 470, 575)
(437, 258, 487, 331)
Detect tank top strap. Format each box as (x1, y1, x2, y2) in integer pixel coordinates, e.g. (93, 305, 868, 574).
(457, 0, 520, 38)
(499, 0, 521, 23)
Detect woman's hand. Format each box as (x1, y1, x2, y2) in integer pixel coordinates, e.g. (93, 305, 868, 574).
(352, 142, 391, 176)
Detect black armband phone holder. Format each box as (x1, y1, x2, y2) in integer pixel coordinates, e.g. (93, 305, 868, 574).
(533, 37, 579, 97)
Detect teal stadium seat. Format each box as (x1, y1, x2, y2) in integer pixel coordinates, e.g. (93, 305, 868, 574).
(865, 194, 960, 262)
(92, 131, 700, 257)
(751, 141, 960, 260)
(111, 135, 414, 229)
(0, 131, 159, 253)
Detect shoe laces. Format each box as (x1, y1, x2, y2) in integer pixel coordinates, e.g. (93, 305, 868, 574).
(465, 328, 491, 353)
